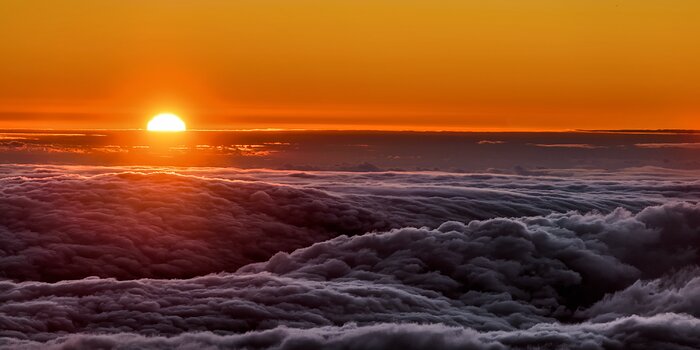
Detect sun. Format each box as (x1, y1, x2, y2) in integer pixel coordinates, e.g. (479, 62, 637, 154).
(147, 113, 187, 132)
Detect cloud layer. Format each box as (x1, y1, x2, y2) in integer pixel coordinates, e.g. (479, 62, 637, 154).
(4, 166, 698, 282)
(1, 165, 699, 349)
(5, 314, 700, 350)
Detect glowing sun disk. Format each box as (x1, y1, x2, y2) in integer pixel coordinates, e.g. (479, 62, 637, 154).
(147, 113, 186, 132)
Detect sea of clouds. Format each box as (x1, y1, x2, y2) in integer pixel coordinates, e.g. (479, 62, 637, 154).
(1, 165, 700, 349)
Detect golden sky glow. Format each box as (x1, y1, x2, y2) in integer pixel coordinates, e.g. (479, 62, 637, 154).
(0, 0, 699, 130)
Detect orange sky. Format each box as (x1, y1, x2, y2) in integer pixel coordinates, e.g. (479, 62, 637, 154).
(0, 0, 699, 131)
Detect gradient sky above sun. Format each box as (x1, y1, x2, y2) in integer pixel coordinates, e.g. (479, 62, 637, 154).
(0, 0, 699, 131)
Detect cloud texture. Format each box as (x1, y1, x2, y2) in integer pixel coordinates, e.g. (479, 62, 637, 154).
(1, 165, 699, 349)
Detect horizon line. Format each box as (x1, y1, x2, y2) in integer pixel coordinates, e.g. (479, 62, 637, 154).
(0, 127, 698, 134)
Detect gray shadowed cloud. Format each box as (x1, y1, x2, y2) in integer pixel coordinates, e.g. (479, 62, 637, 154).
(1, 196, 700, 347)
(4, 315, 700, 350)
(2, 165, 699, 281)
(1, 165, 700, 349)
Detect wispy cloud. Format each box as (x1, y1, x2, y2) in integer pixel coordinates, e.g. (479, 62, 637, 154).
(636, 142, 700, 149)
(531, 143, 604, 149)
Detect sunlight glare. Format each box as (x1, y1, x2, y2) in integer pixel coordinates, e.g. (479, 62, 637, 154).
(147, 113, 187, 132)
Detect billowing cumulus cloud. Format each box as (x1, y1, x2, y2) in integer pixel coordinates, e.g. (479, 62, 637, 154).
(1, 165, 700, 349)
(3, 165, 697, 282)
(5, 315, 700, 350)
